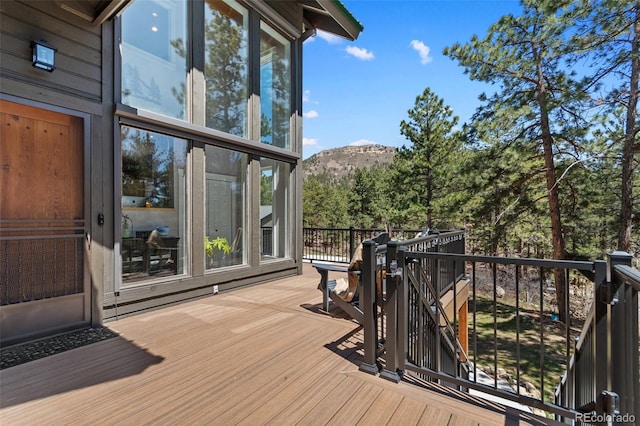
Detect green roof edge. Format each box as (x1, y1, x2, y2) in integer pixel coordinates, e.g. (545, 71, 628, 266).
(331, 0, 364, 32)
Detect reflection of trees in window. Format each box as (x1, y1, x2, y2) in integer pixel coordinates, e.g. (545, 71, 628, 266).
(122, 128, 175, 208)
(120, 0, 186, 119)
(123, 64, 163, 105)
(260, 33, 290, 148)
(260, 171, 273, 205)
(207, 149, 245, 177)
(169, 38, 187, 120)
(169, 1, 247, 134)
(205, 1, 247, 136)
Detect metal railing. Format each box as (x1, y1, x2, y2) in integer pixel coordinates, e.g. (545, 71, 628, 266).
(302, 227, 425, 263)
(555, 251, 639, 424)
(357, 230, 638, 422)
(358, 230, 466, 376)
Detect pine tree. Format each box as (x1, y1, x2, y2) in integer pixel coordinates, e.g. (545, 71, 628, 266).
(571, 0, 640, 252)
(397, 88, 462, 229)
(444, 1, 589, 322)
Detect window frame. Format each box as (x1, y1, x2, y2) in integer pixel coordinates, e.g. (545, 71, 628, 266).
(114, 0, 300, 291)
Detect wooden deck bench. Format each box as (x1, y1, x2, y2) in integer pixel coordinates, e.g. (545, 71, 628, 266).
(312, 263, 364, 323)
(312, 232, 390, 324)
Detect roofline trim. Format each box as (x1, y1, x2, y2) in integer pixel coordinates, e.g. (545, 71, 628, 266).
(330, 0, 364, 32)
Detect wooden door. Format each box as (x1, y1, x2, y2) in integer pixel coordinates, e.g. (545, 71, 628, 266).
(0, 100, 87, 342)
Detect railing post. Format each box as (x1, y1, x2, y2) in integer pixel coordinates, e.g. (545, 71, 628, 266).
(381, 240, 401, 383)
(349, 226, 355, 260)
(359, 239, 379, 375)
(397, 247, 408, 376)
(607, 251, 637, 419)
(593, 259, 609, 405)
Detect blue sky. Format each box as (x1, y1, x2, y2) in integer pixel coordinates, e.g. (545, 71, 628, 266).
(301, 0, 523, 159)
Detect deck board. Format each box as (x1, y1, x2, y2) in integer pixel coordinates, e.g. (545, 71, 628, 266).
(1, 263, 560, 425)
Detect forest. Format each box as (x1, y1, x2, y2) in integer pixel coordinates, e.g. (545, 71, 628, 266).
(303, 0, 639, 263)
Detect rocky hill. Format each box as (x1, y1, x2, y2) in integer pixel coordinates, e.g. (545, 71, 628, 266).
(303, 144, 396, 180)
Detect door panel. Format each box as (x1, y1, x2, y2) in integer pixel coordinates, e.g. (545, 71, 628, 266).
(0, 100, 87, 343)
(0, 102, 83, 219)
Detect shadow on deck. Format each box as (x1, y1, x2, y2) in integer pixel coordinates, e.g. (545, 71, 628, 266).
(0, 263, 560, 425)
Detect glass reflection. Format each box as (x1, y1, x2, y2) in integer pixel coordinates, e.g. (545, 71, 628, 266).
(260, 158, 290, 260)
(260, 23, 291, 149)
(121, 127, 188, 283)
(205, 0, 249, 136)
(121, 0, 188, 119)
(205, 145, 248, 269)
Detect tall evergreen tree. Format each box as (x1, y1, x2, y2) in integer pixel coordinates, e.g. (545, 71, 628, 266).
(303, 174, 349, 228)
(348, 166, 388, 228)
(444, 1, 588, 322)
(397, 88, 462, 229)
(571, 0, 640, 252)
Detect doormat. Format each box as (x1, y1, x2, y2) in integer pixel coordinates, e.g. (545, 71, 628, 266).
(0, 327, 119, 370)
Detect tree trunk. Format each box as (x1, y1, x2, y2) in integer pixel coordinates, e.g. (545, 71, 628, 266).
(541, 128, 568, 323)
(537, 60, 568, 323)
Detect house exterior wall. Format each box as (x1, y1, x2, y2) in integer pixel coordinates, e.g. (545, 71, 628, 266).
(0, 0, 113, 341)
(0, 0, 309, 342)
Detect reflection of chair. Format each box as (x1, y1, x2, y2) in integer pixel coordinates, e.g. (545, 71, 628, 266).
(144, 229, 178, 274)
(313, 233, 390, 323)
(228, 227, 242, 264)
(122, 237, 146, 272)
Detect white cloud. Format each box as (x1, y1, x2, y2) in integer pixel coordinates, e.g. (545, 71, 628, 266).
(303, 110, 319, 119)
(346, 46, 374, 60)
(350, 139, 377, 146)
(410, 40, 432, 65)
(302, 90, 311, 103)
(303, 138, 319, 147)
(317, 30, 342, 44)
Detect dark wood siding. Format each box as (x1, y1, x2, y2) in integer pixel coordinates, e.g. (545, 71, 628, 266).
(0, 1, 103, 107)
(266, 0, 303, 32)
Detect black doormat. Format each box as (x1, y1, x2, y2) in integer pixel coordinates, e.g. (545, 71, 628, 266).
(0, 327, 119, 370)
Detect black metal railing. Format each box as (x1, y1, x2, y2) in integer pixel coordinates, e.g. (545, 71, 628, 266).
(555, 251, 639, 424)
(356, 229, 638, 422)
(358, 230, 466, 377)
(302, 227, 424, 263)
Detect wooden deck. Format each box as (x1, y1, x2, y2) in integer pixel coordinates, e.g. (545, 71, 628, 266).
(1, 263, 560, 425)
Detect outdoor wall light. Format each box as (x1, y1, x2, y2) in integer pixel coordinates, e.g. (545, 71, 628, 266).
(31, 40, 56, 72)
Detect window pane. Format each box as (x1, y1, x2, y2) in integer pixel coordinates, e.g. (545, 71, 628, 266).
(260, 158, 290, 260)
(205, 145, 248, 269)
(260, 23, 291, 149)
(121, 127, 188, 284)
(121, 0, 188, 120)
(205, 0, 249, 137)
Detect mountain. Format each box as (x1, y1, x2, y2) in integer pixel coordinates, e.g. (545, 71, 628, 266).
(303, 144, 396, 180)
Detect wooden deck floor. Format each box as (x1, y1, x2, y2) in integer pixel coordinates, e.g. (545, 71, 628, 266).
(1, 263, 560, 425)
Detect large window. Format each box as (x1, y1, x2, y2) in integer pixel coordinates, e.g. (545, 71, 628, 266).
(121, 128, 188, 283)
(205, 146, 248, 269)
(120, 0, 293, 149)
(121, 0, 188, 119)
(204, 0, 249, 136)
(118, 1, 297, 286)
(260, 158, 290, 260)
(260, 23, 291, 149)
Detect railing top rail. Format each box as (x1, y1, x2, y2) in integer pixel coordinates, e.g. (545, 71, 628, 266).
(368, 229, 465, 253)
(612, 264, 640, 292)
(404, 251, 601, 272)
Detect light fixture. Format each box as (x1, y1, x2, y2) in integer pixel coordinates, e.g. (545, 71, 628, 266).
(31, 40, 56, 72)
